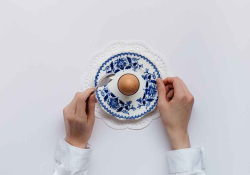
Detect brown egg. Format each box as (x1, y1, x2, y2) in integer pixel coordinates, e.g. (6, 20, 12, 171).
(118, 74, 140, 96)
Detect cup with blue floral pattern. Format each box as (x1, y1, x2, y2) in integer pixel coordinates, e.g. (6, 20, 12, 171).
(94, 52, 161, 120)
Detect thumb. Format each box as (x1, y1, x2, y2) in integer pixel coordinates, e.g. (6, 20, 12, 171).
(156, 78, 167, 106)
(87, 94, 96, 125)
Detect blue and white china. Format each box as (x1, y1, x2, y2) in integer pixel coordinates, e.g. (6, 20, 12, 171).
(94, 52, 161, 120)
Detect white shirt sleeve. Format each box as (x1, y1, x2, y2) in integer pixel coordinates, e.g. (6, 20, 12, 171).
(53, 139, 92, 175)
(53, 140, 206, 175)
(167, 148, 206, 175)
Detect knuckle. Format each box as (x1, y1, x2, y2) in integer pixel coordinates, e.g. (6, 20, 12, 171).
(78, 94, 86, 101)
(158, 87, 164, 92)
(77, 111, 86, 118)
(75, 92, 81, 98)
(157, 101, 166, 108)
(75, 117, 84, 123)
(75, 92, 86, 101)
(189, 95, 195, 103)
(63, 108, 67, 115)
(66, 114, 75, 122)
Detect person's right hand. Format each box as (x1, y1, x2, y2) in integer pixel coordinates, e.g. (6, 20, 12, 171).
(63, 88, 97, 149)
(156, 77, 194, 150)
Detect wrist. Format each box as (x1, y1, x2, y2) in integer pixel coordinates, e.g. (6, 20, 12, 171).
(166, 128, 190, 150)
(66, 138, 88, 149)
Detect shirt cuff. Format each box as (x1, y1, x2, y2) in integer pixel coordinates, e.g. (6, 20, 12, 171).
(167, 147, 206, 174)
(55, 139, 92, 171)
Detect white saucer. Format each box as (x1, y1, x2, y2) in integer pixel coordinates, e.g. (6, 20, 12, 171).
(94, 52, 161, 120)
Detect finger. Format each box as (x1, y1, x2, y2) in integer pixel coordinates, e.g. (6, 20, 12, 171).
(166, 84, 173, 89)
(163, 77, 185, 99)
(76, 88, 96, 118)
(63, 103, 71, 115)
(156, 78, 167, 104)
(166, 89, 174, 102)
(69, 94, 78, 114)
(179, 79, 194, 102)
(163, 77, 182, 91)
(87, 94, 96, 125)
(86, 88, 96, 102)
(165, 84, 173, 95)
(82, 88, 96, 102)
(179, 79, 191, 94)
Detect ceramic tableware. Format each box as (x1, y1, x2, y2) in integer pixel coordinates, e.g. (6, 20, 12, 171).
(94, 52, 161, 120)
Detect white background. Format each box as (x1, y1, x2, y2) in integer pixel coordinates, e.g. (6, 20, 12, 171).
(0, 0, 250, 175)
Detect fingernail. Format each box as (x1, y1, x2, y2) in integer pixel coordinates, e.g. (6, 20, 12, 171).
(156, 78, 161, 84)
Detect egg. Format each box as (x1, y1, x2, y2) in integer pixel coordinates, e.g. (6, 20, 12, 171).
(118, 74, 140, 96)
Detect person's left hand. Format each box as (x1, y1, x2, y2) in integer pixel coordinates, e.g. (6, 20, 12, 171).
(63, 88, 97, 148)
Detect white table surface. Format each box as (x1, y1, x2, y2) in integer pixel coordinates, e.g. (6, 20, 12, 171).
(0, 0, 250, 175)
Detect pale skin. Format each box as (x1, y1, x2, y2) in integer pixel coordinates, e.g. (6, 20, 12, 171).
(63, 77, 194, 150)
(63, 88, 97, 148)
(156, 77, 194, 150)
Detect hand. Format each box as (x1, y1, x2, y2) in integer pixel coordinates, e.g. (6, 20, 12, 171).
(63, 88, 97, 148)
(156, 77, 194, 150)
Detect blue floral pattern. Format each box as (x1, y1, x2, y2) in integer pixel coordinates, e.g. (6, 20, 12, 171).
(137, 68, 157, 109)
(104, 56, 143, 74)
(95, 52, 161, 120)
(100, 85, 136, 115)
(99, 68, 158, 114)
